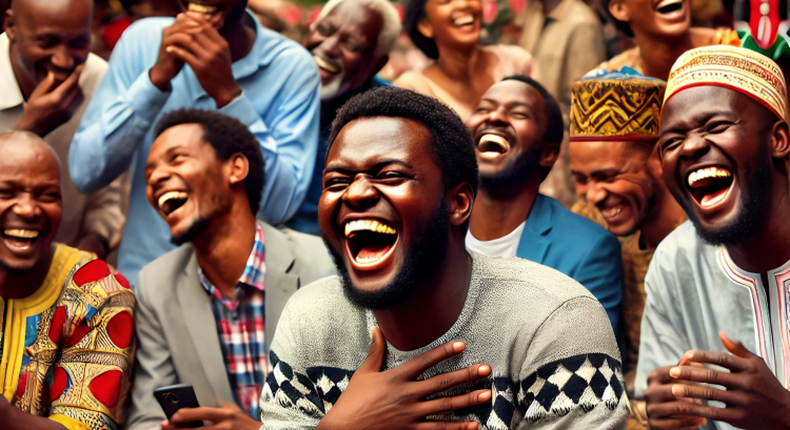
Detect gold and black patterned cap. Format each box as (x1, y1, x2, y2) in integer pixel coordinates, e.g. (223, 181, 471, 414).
(665, 44, 787, 121)
(570, 69, 666, 142)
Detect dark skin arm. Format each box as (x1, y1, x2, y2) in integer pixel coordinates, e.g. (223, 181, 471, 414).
(160, 13, 241, 108)
(316, 327, 493, 430)
(163, 400, 260, 430)
(0, 395, 66, 430)
(15, 65, 85, 137)
(661, 331, 790, 430)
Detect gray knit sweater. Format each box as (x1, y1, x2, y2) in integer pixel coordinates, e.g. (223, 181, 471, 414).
(260, 253, 628, 429)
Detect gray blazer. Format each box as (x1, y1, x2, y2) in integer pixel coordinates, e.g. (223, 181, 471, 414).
(126, 222, 336, 430)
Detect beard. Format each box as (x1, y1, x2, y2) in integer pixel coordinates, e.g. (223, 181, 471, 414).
(479, 149, 539, 193)
(689, 160, 773, 246)
(326, 204, 451, 310)
(319, 74, 344, 100)
(170, 217, 212, 246)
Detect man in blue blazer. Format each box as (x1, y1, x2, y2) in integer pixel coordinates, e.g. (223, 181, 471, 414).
(466, 76, 623, 336)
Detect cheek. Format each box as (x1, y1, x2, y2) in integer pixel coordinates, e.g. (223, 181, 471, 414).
(43, 204, 64, 229)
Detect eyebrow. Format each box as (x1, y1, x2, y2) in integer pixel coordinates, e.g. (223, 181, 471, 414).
(661, 110, 733, 135)
(145, 145, 186, 171)
(324, 159, 414, 175)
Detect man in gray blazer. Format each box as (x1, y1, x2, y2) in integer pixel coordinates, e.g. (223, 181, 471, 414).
(127, 109, 335, 430)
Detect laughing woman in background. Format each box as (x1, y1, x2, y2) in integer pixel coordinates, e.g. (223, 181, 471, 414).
(394, 0, 539, 121)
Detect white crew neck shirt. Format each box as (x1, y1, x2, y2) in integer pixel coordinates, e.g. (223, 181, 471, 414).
(465, 220, 527, 258)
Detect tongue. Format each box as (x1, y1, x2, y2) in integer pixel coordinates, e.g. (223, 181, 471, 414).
(357, 244, 392, 261)
(701, 187, 729, 207)
(4, 236, 35, 249)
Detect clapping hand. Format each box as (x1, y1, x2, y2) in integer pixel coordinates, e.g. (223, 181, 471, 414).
(316, 327, 493, 430)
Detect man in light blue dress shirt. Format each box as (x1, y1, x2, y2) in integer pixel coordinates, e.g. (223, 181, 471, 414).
(69, 1, 320, 285)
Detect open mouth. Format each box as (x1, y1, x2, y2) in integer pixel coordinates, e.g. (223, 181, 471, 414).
(452, 14, 476, 27)
(314, 55, 339, 75)
(344, 219, 399, 268)
(185, 2, 224, 20)
(687, 166, 734, 209)
(655, 0, 684, 14)
(477, 134, 510, 154)
(158, 191, 190, 216)
(2, 229, 41, 252)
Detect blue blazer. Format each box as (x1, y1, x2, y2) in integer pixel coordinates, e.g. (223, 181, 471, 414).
(516, 195, 623, 336)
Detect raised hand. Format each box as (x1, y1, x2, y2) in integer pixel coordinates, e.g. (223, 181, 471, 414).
(149, 14, 204, 92)
(15, 65, 85, 137)
(162, 12, 241, 108)
(660, 331, 790, 430)
(316, 327, 492, 430)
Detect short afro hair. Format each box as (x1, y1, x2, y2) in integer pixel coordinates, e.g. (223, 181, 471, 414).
(154, 109, 265, 215)
(403, 0, 439, 59)
(327, 86, 478, 196)
(600, 0, 634, 37)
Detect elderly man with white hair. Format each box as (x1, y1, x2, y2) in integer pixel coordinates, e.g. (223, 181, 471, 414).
(287, 0, 402, 235)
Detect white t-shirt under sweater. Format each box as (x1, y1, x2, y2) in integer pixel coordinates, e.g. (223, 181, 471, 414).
(465, 221, 527, 258)
(260, 252, 628, 429)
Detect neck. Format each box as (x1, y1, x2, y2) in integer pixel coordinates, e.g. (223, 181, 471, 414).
(434, 42, 479, 83)
(726, 180, 790, 273)
(193, 203, 258, 299)
(373, 235, 473, 351)
(0, 245, 55, 300)
(220, 15, 256, 62)
(640, 186, 686, 250)
(9, 44, 36, 100)
(633, 30, 693, 79)
(470, 178, 540, 240)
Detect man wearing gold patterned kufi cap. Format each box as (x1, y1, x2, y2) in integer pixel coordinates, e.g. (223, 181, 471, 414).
(567, 69, 687, 430)
(637, 45, 790, 430)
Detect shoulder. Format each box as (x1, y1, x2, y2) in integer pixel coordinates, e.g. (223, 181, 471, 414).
(545, 197, 618, 247)
(63, 251, 135, 311)
(488, 44, 535, 73)
(651, 220, 706, 261)
(392, 70, 433, 94)
(278, 275, 361, 327)
(120, 16, 173, 40)
(255, 25, 314, 67)
(593, 47, 640, 74)
(138, 245, 194, 291)
(474, 252, 598, 305)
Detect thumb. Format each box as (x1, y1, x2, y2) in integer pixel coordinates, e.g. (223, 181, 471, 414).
(30, 71, 56, 98)
(357, 326, 386, 373)
(720, 331, 751, 358)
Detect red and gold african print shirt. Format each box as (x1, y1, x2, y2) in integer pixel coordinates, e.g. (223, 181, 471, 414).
(0, 244, 135, 430)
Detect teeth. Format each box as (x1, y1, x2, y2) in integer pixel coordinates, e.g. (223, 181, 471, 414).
(478, 134, 509, 152)
(602, 207, 622, 218)
(158, 191, 189, 209)
(688, 166, 732, 187)
(344, 220, 397, 237)
(187, 3, 217, 13)
(4, 229, 39, 239)
(656, 0, 683, 10)
(453, 16, 475, 26)
(314, 56, 339, 74)
(356, 255, 381, 263)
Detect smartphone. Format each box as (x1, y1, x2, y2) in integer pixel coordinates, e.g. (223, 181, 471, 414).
(153, 384, 203, 428)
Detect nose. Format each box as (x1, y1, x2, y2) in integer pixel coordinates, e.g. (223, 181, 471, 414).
(12, 193, 41, 220)
(486, 107, 508, 127)
(343, 175, 378, 209)
(147, 165, 171, 189)
(50, 45, 74, 70)
(678, 133, 710, 160)
(320, 34, 341, 58)
(585, 181, 608, 207)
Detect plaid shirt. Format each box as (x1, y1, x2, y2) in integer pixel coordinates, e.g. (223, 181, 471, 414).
(198, 224, 266, 418)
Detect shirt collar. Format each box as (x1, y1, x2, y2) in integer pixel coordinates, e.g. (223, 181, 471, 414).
(198, 224, 266, 308)
(0, 33, 25, 111)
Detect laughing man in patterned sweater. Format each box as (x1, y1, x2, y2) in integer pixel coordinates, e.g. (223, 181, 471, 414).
(260, 87, 628, 429)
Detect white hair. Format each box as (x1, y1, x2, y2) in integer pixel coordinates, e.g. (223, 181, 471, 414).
(316, 0, 402, 57)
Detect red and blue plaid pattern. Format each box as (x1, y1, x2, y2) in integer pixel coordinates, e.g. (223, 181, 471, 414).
(199, 225, 266, 418)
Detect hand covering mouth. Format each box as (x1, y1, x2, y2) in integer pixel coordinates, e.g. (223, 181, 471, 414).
(686, 166, 734, 208)
(158, 190, 190, 216)
(344, 219, 399, 266)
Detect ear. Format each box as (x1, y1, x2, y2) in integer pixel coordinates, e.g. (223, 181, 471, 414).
(608, 0, 630, 23)
(447, 181, 475, 227)
(538, 143, 560, 169)
(770, 120, 790, 159)
(417, 17, 434, 39)
(228, 153, 250, 186)
(5, 9, 15, 40)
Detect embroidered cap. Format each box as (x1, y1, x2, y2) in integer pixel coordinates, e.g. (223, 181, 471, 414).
(664, 44, 788, 121)
(570, 68, 666, 142)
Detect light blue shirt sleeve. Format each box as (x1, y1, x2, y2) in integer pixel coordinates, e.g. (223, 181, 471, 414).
(69, 19, 170, 194)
